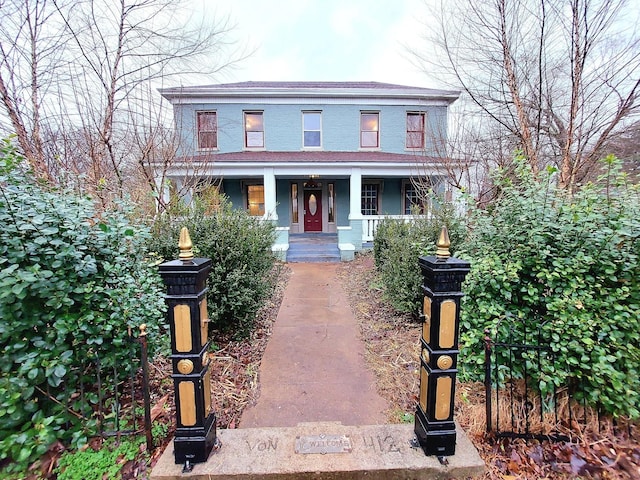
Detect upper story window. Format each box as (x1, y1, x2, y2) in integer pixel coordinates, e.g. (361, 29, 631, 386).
(406, 112, 426, 149)
(197, 111, 217, 149)
(360, 112, 379, 148)
(244, 112, 264, 149)
(303, 111, 322, 148)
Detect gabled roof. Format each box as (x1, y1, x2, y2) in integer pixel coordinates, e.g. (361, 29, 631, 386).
(159, 81, 459, 104)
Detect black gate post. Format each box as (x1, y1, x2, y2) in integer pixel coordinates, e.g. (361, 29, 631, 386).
(158, 227, 218, 471)
(414, 226, 470, 458)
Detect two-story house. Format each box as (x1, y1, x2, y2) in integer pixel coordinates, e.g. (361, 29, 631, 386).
(158, 81, 460, 261)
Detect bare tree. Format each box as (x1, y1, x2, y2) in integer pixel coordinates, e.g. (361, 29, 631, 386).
(0, 0, 240, 209)
(413, 0, 640, 193)
(0, 0, 71, 180)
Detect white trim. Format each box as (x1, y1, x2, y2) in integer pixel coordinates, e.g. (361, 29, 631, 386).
(349, 168, 362, 221)
(263, 168, 277, 220)
(166, 163, 444, 177)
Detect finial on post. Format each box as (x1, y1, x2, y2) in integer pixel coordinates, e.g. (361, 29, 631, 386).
(435, 226, 451, 260)
(179, 227, 194, 262)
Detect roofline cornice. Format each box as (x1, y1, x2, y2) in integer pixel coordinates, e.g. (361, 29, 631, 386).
(159, 86, 460, 105)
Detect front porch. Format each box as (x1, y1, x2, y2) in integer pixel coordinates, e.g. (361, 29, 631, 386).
(271, 215, 419, 262)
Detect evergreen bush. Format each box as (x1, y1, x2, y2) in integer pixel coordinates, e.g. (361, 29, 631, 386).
(458, 157, 640, 419)
(0, 140, 166, 469)
(148, 193, 277, 338)
(373, 202, 466, 314)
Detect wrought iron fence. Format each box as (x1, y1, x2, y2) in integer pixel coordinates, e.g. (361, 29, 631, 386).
(483, 319, 593, 442)
(44, 327, 153, 450)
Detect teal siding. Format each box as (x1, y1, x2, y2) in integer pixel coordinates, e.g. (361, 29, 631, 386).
(222, 179, 243, 210)
(175, 103, 449, 156)
(276, 179, 290, 227)
(381, 178, 402, 215)
(335, 180, 350, 226)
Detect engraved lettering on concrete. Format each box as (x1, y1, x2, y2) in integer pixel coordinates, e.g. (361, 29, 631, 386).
(246, 438, 278, 452)
(295, 434, 352, 454)
(361, 435, 401, 454)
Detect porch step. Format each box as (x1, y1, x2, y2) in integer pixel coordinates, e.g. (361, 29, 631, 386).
(287, 233, 340, 263)
(150, 422, 485, 479)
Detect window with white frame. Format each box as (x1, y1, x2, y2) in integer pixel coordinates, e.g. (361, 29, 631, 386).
(406, 112, 426, 149)
(360, 112, 379, 148)
(244, 111, 264, 148)
(303, 111, 322, 148)
(361, 183, 380, 215)
(197, 111, 217, 149)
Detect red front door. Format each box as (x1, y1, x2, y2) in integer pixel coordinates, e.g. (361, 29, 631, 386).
(304, 190, 322, 232)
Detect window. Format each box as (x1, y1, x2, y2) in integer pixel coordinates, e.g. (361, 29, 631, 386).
(403, 181, 425, 214)
(247, 184, 265, 216)
(406, 112, 426, 149)
(403, 177, 445, 214)
(303, 111, 322, 148)
(197, 111, 217, 149)
(361, 183, 379, 215)
(360, 112, 379, 148)
(244, 112, 264, 148)
(328, 183, 335, 223)
(291, 183, 299, 223)
(194, 179, 222, 214)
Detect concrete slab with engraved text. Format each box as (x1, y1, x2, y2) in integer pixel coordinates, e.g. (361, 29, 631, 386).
(150, 422, 485, 479)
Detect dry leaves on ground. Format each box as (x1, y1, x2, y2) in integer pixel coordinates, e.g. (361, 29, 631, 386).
(337, 252, 640, 480)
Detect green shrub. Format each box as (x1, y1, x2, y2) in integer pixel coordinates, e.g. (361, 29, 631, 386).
(373, 202, 466, 314)
(148, 194, 277, 338)
(0, 140, 166, 469)
(458, 157, 640, 419)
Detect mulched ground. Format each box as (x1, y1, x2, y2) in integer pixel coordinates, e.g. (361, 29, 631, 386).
(336, 252, 640, 480)
(31, 256, 639, 479)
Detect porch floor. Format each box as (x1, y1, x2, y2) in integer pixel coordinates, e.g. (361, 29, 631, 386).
(286, 233, 340, 263)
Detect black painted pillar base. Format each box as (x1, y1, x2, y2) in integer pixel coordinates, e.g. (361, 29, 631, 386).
(174, 414, 217, 464)
(414, 406, 456, 456)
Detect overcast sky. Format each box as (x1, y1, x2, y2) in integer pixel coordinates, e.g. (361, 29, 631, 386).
(210, 0, 440, 88)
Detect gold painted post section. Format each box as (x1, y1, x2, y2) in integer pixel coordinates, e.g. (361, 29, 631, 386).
(158, 229, 217, 468)
(179, 227, 194, 262)
(414, 226, 471, 458)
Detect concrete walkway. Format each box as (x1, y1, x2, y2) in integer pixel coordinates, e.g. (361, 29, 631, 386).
(240, 263, 389, 427)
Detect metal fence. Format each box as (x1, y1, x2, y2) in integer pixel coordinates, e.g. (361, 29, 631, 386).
(45, 327, 153, 450)
(483, 320, 592, 442)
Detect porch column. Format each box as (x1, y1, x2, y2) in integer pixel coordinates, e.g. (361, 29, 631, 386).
(263, 167, 277, 220)
(349, 168, 362, 221)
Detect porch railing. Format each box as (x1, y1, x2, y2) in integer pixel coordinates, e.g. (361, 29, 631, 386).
(361, 215, 424, 243)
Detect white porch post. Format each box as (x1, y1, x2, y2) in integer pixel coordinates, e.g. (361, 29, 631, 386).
(349, 167, 362, 221)
(346, 167, 364, 250)
(263, 167, 278, 220)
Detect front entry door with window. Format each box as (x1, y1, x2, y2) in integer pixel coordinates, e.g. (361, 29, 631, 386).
(304, 190, 322, 232)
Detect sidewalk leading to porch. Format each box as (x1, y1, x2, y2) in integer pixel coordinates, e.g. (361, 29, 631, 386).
(240, 262, 388, 427)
